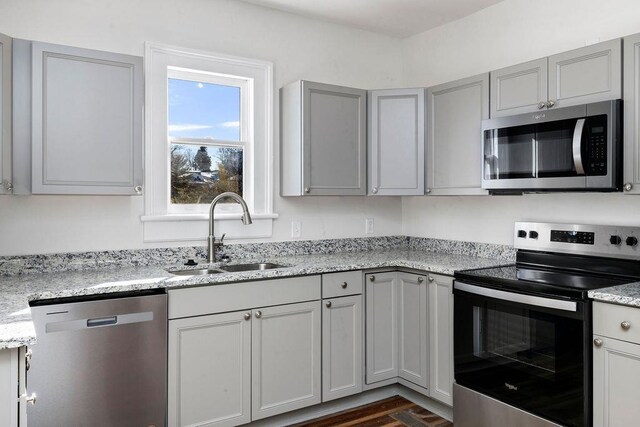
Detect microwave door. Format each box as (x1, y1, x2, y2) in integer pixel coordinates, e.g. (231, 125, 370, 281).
(533, 118, 586, 189)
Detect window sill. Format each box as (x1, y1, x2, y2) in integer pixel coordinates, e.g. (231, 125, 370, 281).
(141, 213, 278, 243)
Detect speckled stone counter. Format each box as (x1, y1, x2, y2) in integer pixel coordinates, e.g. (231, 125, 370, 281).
(589, 283, 640, 308)
(0, 247, 512, 350)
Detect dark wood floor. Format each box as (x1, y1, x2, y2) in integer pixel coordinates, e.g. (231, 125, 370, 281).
(289, 396, 454, 427)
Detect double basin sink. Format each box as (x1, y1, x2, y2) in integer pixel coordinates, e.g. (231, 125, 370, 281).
(170, 262, 284, 276)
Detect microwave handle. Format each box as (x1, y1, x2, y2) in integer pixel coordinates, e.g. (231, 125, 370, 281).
(572, 118, 586, 175)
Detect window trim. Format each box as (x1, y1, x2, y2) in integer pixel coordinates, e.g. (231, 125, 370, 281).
(142, 42, 275, 243)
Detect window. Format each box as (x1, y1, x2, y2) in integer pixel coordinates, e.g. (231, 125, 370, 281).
(143, 43, 274, 242)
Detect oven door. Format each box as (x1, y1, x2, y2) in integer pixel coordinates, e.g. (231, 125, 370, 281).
(453, 281, 588, 427)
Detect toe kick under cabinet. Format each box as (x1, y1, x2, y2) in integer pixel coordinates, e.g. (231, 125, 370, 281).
(168, 276, 322, 427)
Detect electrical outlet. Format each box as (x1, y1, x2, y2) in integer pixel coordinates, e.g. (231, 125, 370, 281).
(365, 218, 374, 234)
(291, 221, 301, 238)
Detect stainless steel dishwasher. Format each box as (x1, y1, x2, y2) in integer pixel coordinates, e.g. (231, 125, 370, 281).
(27, 290, 167, 427)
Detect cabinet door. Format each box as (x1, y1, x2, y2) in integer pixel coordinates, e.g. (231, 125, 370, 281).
(593, 335, 640, 427)
(426, 74, 489, 195)
(322, 295, 363, 402)
(368, 88, 424, 196)
(365, 272, 399, 384)
(623, 33, 640, 194)
(490, 58, 548, 117)
(302, 81, 366, 195)
(0, 33, 11, 194)
(428, 273, 454, 405)
(548, 39, 621, 109)
(30, 41, 143, 195)
(252, 301, 321, 420)
(397, 272, 428, 388)
(168, 311, 251, 427)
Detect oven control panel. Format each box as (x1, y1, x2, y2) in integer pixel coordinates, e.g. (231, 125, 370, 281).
(515, 222, 640, 259)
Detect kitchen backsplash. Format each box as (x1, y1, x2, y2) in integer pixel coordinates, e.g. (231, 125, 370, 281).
(0, 236, 515, 276)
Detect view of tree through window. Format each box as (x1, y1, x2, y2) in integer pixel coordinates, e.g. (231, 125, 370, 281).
(168, 77, 244, 205)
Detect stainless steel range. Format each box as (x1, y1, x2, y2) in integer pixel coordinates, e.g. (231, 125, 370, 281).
(453, 222, 640, 427)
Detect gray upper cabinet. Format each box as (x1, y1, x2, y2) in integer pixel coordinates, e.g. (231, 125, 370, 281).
(281, 80, 367, 196)
(0, 33, 11, 194)
(426, 74, 489, 195)
(28, 41, 143, 195)
(490, 58, 548, 118)
(368, 88, 424, 196)
(623, 33, 640, 194)
(490, 39, 621, 117)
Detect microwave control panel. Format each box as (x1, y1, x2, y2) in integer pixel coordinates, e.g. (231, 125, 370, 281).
(585, 116, 607, 176)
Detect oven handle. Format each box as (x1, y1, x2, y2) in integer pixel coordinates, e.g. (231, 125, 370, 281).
(572, 118, 586, 175)
(454, 282, 577, 312)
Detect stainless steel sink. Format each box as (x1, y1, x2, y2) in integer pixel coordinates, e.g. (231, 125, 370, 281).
(220, 263, 284, 272)
(169, 268, 225, 276)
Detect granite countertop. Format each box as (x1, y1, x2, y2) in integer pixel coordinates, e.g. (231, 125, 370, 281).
(589, 283, 640, 308)
(0, 248, 510, 350)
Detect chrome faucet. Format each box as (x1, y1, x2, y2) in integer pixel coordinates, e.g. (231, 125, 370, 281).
(208, 192, 253, 263)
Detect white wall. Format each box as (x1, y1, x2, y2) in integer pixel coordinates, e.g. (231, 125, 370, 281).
(401, 0, 640, 245)
(0, 0, 404, 256)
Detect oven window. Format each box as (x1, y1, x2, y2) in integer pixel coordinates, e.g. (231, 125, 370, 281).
(484, 125, 535, 180)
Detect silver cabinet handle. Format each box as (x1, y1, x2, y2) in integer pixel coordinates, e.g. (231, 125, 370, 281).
(134, 185, 143, 194)
(326, 301, 332, 308)
(304, 187, 310, 193)
(624, 183, 633, 192)
(372, 187, 378, 194)
(418, 277, 424, 283)
(22, 393, 36, 405)
(244, 312, 251, 321)
(25, 349, 32, 371)
(428, 276, 434, 282)
(425, 188, 431, 194)
(341, 282, 348, 289)
(255, 311, 262, 319)
(546, 100, 555, 108)
(594, 338, 603, 348)
(537, 102, 546, 109)
(369, 275, 375, 282)
(621, 321, 631, 330)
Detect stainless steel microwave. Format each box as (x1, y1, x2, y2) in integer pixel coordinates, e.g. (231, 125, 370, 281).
(481, 99, 622, 193)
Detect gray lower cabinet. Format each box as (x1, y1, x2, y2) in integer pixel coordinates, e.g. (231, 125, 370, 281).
(13, 40, 143, 195)
(281, 80, 367, 196)
(322, 294, 363, 402)
(365, 272, 399, 384)
(593, 301, 640, 427)
(623, 32, 640, 194)
(0, 347, 27, 427)
(426, 74, 489, 195)
(397, 272, 428, 388)
(490, 39, 621, 117)
(367, 88, 424, 196)
(427, 273, 454, 405)
(0, 32, 11, 194)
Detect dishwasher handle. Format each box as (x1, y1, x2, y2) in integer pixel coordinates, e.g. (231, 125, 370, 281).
(46, 312, 153, 333)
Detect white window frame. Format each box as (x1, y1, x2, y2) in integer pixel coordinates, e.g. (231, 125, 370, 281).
(167, 67, 251, 215)
(142, 43, 275, 243)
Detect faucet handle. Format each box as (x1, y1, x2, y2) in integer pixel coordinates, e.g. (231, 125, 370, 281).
(219, 233, 226, 243)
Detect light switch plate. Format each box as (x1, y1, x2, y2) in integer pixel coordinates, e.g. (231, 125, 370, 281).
(365, 218, 374, 234)
(291, 221, 301, 238)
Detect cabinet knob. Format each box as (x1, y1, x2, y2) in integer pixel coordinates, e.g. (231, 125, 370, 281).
(624, 183, 633, 192)
(341, 282, 348, 289)
(418, 277, 424, 283)
(372, 187, 378, 194)
(326, 301, 332, 308)
(428, 276, 435, 282)
(22, 393, 36, 405)
(25, 349, 32, 371)
(425, 188, 431, 194)
(2, 180, 12, 193)
(134, 185, 143, 194)
(621, 321, 632, 330)
(593, 338, 603, 348)
(255, 311, 262, 319)
(537, 102, 546, 109)
(369, 275, 375, 282)
(244, 312, 251, 321)
(546, 100, 555, 108)
(304, 187, 310, 193)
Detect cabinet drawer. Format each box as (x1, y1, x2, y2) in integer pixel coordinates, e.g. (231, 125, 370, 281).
(322, 271, 363, 298)
(168, 276, 321, 319)
(594, 301, 640, 343)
